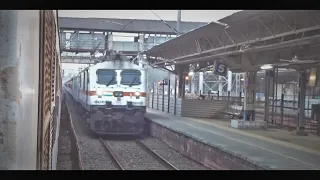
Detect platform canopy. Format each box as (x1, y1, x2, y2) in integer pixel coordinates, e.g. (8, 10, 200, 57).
(144, 10, 320, 72)
(59, 17, 208, 35)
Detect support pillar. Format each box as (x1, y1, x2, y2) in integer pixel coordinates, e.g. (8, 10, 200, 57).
(264, 70, 272, 122)
(235, 73, 241, 96)
(218, 76, 224, 96)
(190, 74, 196, 94)
(243, 71, 257, 121)
(107, 32, 113, 51)
(178, 70, 183, 98)
(181, 74, 186, 98)
(138, 34, 145, 52)
(199, 72, 204, 94)
(227, 70, 232, 96)
(174, 75, 177, 115)
(177, 65, 187, 99)
(138, 34, 145, 67)
(297, 70, 308, 136)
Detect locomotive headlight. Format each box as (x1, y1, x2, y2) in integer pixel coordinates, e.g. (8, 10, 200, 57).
(135, 91, 140, 96)
(97, 90, 103, 96)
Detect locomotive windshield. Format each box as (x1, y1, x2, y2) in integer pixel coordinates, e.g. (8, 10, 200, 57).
(96, 69, 117, 85)
(120, 69, 141, 86)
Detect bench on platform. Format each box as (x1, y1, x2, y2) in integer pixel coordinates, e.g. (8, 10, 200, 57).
(222, 104, 244, 120)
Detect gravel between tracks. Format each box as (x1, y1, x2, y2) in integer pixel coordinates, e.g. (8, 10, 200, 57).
(65, 92, 211, 170)
(140, 137, 210, 170)
(104, 140, 168, 170)
(57, 102, 75, 170)
(66, 94, 118, 170)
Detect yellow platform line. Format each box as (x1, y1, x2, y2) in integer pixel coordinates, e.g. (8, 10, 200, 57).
(183, 117, 320, 157)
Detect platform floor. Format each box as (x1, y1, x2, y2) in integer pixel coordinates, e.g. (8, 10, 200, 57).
(146, 108, 320, 170)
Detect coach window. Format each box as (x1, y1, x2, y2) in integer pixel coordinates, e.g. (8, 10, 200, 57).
(120, 69, 141, 86)
(96, 69, 117, 85)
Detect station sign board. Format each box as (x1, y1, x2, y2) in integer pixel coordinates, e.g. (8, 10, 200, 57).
(213, 61, 228, 76)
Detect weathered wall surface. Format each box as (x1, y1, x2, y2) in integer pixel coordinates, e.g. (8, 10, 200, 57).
(0, 10, 40, 170)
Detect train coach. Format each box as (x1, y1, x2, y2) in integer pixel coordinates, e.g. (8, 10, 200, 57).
(64, 56, 147, 135)
(0, 10, 62, 170)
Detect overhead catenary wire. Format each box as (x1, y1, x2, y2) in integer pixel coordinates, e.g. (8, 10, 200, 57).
(150, 10, 179, 34)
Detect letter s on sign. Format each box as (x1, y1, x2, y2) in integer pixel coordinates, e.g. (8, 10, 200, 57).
(217, 64, 226, 73)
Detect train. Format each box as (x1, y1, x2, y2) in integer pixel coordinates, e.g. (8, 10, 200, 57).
(0, 10, 62, 170)
(64, 55, 147, 135)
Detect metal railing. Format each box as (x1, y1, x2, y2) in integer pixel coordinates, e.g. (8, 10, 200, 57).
(148, 79, 179, 115)
(201, 93, 320, 135)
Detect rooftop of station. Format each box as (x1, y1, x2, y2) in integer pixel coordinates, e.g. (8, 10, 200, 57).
(144, 10, 320, 73)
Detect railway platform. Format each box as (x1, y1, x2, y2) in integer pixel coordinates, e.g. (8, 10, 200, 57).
(145, 108, 320, 170)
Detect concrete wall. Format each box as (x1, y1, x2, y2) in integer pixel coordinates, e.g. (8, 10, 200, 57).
(0, 11, 40, 169)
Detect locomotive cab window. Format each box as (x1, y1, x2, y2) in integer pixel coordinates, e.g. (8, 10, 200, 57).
(120, 69, 141, 86)
(96, 69, 117, 85)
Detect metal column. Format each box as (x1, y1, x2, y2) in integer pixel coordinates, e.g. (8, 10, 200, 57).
(178, 68, 186, 98)
(199, 72, 204, 94)
(167, 79, 171, 113)
(152, 83, 155, 108)
(107, 32, 113, 51)
(138, 34, 145, 67)
(243, 71, 257, 121)
(191, 74, 196, 94)
(227, 70, 232, 97)
(174, 76, 177, 115)
(264, 70, 271, 122)
(177, 10, 181, 36)
(297, 70, 308, 136)
(218, 76, 224, 96)
(235, 73, 241, 97)
(162, 79, 165, 112)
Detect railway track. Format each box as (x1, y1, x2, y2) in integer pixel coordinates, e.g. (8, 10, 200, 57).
(99, 137, 178, 170)
(135, 140, 178, 170)
(99, 137, 125, 170)
(66, 94, 208, 170)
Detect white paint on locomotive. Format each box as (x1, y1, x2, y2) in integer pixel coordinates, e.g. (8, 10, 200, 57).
(65, 60, 147, 108)
(64, 58, 147, 135)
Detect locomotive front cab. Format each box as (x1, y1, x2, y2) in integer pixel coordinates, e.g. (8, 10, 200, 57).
(88, 67, 147, 135)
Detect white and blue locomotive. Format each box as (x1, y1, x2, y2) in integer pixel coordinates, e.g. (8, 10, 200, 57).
(64, 56, 147, 135)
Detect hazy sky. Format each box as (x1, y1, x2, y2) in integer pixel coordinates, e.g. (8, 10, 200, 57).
(58, 10, 241, 22)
